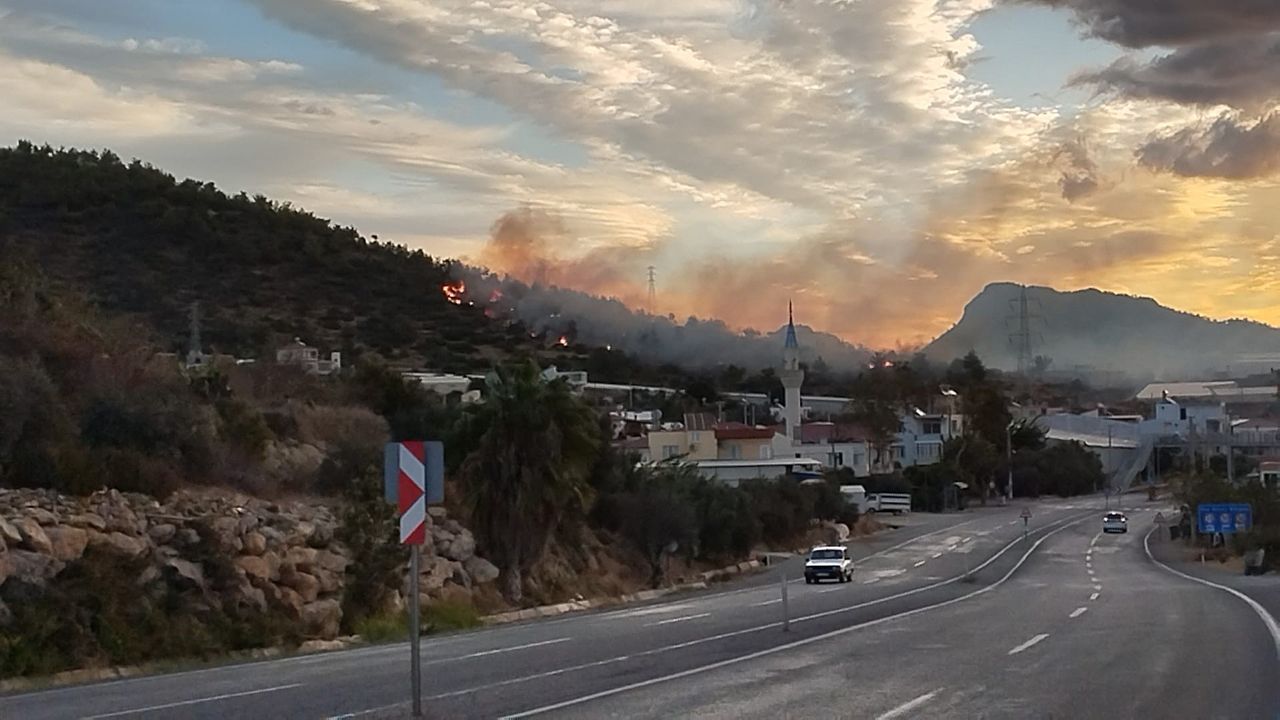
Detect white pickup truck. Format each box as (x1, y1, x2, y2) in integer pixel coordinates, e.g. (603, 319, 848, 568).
(840, 486, 911, 515)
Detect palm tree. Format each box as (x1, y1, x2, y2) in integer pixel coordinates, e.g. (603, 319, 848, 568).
(456, 361, 600, 603)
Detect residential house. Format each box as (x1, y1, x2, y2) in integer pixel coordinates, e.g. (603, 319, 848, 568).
(714, 422, 776, 461)
(646, 412, 720, 462)
(276, 339, 342, 375)
(791, 422, 873, 476)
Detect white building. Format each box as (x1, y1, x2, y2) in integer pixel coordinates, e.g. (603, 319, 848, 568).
(276, 339, 341, 375)
(402, 371, 472, 396)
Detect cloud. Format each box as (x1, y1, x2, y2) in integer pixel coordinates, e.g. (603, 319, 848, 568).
(1053, 138, 1101, 202)
(1137, 113, 1280, 179)
(1020, 0, 1280, 48)
(1075, 36, 1280, 110)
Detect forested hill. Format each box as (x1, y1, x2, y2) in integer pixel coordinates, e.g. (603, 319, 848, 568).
(926, 282, 1280, 380)
(0, 142, 568, 372)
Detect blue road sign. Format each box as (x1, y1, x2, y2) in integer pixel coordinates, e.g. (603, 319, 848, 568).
(384, 440, 445, 505)
(1197, 503, 1252, 534)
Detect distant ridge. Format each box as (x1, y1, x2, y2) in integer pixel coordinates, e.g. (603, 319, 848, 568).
(925, 282, 1280, 381)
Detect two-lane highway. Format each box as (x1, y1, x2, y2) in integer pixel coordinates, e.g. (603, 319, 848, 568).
(9, 500, 1265, 719)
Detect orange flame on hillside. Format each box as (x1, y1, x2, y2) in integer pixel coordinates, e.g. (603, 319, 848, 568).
(489, 289, 504, 303)
(557, 335, 569, 347)
(442, 280, 465, 305)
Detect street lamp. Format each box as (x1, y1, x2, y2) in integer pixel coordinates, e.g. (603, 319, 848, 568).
(1007, 401, 1022, 502)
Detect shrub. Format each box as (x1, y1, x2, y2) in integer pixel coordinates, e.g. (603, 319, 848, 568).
(423, 601, 482, 633)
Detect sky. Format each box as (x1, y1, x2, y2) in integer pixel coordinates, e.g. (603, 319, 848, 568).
(2, 0, 1279, 349)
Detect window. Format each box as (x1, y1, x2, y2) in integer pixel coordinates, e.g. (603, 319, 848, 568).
(728, 444, 741, 459)
(832, 452, 844, 466)
(760, 445, 772, 459)
(690, 431, 701, 443)
(662, 445, 679, 459)
(923, 421, 942, 435)
(1180, 408, 1187, 420)
(1207, 420, 1221, 432)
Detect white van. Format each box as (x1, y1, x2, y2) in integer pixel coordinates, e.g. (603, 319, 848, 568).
(865, 493, 911, 514)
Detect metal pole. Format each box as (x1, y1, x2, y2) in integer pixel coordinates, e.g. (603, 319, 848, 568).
(780, 569, 790, 632)
(1006, 423, 1013, 501)
(410, 545, 422, 718)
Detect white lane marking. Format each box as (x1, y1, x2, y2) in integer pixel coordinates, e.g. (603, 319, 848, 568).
(1090, 592, 1100, 601)
(498, 513, 1092, 718)
(960, 537, 972, 544)
(1069, 607, 1089, 619)
(1144, 528, 1280, 661)
(1086, 561, 1092, 568)
(1093, 584, 1102, 591)
(1009, 520, 1019, 526)
(1090, 532, 1101, 548)
(752, 598, 782, 607)
(931, 552, 943, 559)
(615, 603, 695, 618)
(1007, 633, 1050, 656)
(876, 689, 943, 720)
(819, 586, 847, 594)
(645, 613, 711, 627)
(913, 560, 928, 567)
(455, 638, 571, 659)
(83, 684, 304, 719)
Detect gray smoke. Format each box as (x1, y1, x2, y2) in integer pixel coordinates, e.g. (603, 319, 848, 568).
(449, 264, 874, 373)
(1053, 138, 1101, 202)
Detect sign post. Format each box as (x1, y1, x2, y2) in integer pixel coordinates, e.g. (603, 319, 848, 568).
(1196, 503, 1252, 536)
(780, 569, 790, 633)
(1020, 507, 1031, 542)
(385, 440, 445, 720)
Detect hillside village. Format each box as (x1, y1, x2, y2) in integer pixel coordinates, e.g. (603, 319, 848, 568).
(4, 144, 1280, 682)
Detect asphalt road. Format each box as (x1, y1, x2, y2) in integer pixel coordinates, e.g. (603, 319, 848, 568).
(5, 499, 1275, 719)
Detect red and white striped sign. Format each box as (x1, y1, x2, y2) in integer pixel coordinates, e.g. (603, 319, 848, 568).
(395, 441, 427, 545)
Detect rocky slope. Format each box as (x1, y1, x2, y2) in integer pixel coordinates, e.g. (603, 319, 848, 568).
(0, 487, 498, 660)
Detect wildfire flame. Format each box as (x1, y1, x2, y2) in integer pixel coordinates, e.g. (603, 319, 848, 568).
(488, 289, 504, 303)
(882, 360, 895, 368)
(442, 280, 465, 305)
(557, 335, 569, 347)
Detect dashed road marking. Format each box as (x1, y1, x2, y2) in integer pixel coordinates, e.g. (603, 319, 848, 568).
(645, 613, 711, 627)
(1089, 592, 1100, 601)
(913, 560, 928, 567)
(876, 689, 943, 720)
(1008, 633, 1050, 656)
(1069, 607, 1088, 619)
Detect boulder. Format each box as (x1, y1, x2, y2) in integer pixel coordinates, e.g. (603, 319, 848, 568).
(164, 558, 206, 592)
(300, 599, 342, 639)
(464, 556, 500, 585)
(209, 517, 243, 553)
(231, 577, 267, 612)
(315, 550, 349, 576)
(276, 586, 305, 618)
(283, 569, 321, 603)
(419, 556, 459, 593)
(242, 531, 267, 556)
(307, 522, 334, 548)
(443, 519, 464, 535)
(0, 597, 12, 627)
(88, 531, 148, 559)
(442, 530, 475, 562)
(14, 518, 53, 555)
(313, 567, 342, 594)
(289, 520, 317, 546)
(235, 555, 273, 583)
(137, 564, 162, 586)
(175, 527, 200, 547)
(427, 506, 448, 520)
(44, 527, 89, 563)
(28, 508, 58, 526)
(437, 581, 472, 606)
(236, 512, 260, 536)
(148, 523, 177, 544)
(5, 550, 64, 586)
(67, 513, 107, 531)
(299, 639, 346, 653)
(285, 546, 319, 572)
(0, 517, 22, 545)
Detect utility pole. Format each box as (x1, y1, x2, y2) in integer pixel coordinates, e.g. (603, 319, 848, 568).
(1006, 422, 1014, 502)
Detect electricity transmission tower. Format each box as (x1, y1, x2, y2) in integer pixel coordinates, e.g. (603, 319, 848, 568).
(647, 266, 656, 313)
(1006, 285, 1044, 375)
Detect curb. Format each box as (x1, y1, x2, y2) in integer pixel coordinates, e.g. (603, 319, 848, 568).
(480, 558, 764, 626)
